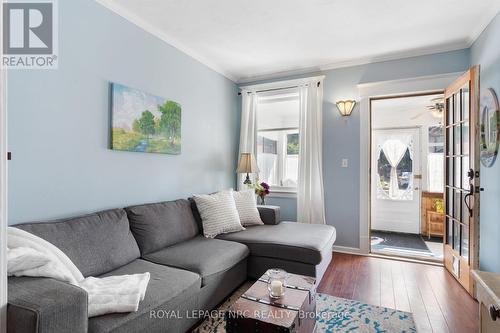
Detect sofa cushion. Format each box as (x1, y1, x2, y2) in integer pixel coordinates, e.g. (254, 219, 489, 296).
(15, 209, 140, 277)
(125, 199, 199, 255)
(88, 259, 201, 333)
(216, 222, 336, 265)
(143, 236, 249, 286)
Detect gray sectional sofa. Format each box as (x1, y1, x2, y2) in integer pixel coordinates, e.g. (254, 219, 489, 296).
(7, 199, 336, 333)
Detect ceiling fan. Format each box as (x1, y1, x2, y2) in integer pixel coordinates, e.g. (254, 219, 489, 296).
(410, 96, 445, 120)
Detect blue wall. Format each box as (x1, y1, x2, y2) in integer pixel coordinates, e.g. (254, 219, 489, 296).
(471, 12, 500, 272)
(7, 0, 239, 224)
(258, 49, 470, 248)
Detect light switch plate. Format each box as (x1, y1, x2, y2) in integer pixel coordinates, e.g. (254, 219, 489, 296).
(341, 159, 348, 168)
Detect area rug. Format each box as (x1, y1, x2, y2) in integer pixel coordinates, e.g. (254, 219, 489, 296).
(193, 283, 416, 333)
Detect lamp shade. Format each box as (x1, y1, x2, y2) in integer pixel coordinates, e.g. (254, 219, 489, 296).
(336, 100, 356, 116)
(236, 153, 259, 173)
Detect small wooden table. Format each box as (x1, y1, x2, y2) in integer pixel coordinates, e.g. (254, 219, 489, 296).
(427, 210, 444, 239)
(226, 272, 316, 333)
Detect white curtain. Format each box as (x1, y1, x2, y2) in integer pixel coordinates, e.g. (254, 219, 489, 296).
(237, 90, 258, 189)
(381, 139, 408, 199)
(297, 82, 326, 224)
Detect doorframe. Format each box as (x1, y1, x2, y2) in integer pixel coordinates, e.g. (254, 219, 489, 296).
(358, 72, 463, 255)
(0, 0, 7, 329)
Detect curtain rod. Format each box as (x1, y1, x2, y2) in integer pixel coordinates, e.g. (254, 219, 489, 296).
(238, 81, 321, 96)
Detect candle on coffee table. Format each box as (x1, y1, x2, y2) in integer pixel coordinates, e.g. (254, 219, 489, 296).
(270, 280, 283, 297)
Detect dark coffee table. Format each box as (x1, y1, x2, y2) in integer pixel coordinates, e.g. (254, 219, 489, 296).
(226, 272, 316, 333)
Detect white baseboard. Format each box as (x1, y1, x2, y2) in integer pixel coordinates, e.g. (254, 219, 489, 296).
(332, 245, 365, 255)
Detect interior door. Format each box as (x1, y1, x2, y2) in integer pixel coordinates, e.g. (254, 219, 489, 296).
(443, 67, 480, 295)
(371, 127, 421, 234)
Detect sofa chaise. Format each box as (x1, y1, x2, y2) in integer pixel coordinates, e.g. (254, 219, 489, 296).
(7, 198, 336, 333)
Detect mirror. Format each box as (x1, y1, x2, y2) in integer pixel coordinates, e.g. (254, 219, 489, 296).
(480, 88, 500, 167)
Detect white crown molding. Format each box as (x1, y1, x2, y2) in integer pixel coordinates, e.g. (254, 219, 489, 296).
(94, 0, 238, 82)
(96, 1, 499, 85)
(237, 9, 498, 83)
(237, 41, 469, 84)
(465, 8, 500, 49)
(319, 41, 470, 72)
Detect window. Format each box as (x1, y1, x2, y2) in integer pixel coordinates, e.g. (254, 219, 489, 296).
(256, 90, 300, 191)
(428, 126, 444, 193)
(377, 146, 414, 200)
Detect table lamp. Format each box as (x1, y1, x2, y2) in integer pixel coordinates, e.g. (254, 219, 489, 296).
(236, 153, 259, 185)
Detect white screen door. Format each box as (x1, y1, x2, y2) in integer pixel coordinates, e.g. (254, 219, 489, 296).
(371, 127, 421, 234)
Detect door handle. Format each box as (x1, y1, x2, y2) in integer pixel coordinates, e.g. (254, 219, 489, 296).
(490, 305, 500, 321)
(464, 185, 473, 217)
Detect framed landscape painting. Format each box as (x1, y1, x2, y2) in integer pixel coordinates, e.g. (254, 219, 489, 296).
(110, 83, 181, 154)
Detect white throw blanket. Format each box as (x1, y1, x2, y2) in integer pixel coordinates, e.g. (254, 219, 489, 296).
(7, 227, 150, 317)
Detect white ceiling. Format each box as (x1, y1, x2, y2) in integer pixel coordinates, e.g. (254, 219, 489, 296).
(97, 0, 500, 82)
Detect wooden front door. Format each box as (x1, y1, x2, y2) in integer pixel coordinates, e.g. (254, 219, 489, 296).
(443, 67, 480, 294)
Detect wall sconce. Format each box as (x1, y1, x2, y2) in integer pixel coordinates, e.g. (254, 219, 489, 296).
(336, 100, 356, 116)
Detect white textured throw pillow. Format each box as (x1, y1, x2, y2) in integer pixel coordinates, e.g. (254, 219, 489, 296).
(193, 190, 245, 238)
(233, 190, 264, 227)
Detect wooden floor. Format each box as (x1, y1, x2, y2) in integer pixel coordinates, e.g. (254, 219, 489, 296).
(317, 253, 478, 333)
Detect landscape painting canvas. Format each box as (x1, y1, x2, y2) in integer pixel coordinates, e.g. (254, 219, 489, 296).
(111, 83, 181, 154)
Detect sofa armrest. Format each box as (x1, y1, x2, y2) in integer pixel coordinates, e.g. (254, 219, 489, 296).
(8, 277, 88, 333)
(257, 205, 281, 225)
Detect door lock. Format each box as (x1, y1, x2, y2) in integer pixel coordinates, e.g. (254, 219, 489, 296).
(467, 168, 475, 180)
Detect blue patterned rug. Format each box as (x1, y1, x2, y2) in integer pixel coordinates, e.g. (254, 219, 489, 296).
(194, 284, 416, 333)
(316, 294, 416, 333)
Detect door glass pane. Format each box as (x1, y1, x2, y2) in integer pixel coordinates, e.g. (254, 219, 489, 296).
(461, 225, 469, 261)
(376, 140, 414, 200)
(446, 187, 453, 215)
(447, 157, 454, 187)
(462, 122, 469, 155)
(396, 149, 412, 191)
(462, 192, 469, 223)
(453, 190, 461, 220)
(447, 126, 453, 155)
(447, 97, 453, 125)
(454, 92, 461, 124)
(453, 221, 460, 250)
(446, 218, 452, 245)
(462, 157, 470, 191)
(454, 157, 461, 188)
(455, 125, 462, 155)
(462, 85, 469, 121)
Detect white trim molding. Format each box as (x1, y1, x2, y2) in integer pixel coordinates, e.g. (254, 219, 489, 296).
(93, 1, 498, 84)
(94, 0, 237, 82)
(0, 1, 7, 329)
(332, 245, 364, 255)
(357, 72, 462, 255)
